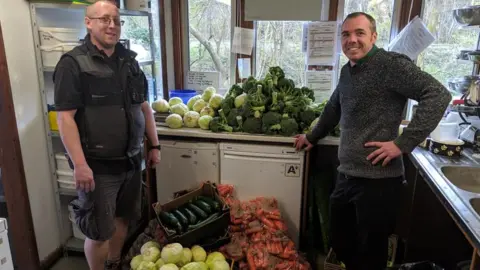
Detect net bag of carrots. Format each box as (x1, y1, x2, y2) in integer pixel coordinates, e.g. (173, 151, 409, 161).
(215, 184, 311, 270)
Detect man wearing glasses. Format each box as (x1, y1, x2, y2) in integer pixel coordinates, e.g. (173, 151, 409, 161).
(53, 1, 160, 269)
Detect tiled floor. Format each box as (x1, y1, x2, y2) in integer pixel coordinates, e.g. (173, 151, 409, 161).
(50, 256, 89, 270)
(49, 253, 326, 270)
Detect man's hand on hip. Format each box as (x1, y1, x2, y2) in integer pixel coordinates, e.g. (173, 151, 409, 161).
(74, 164, 95, 192)
(148, 149, 161, 168)
(365, 141, 402, 166)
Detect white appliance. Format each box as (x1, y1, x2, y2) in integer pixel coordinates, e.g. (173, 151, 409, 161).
(0, 219, 13, 270)
(219, 143, 305, 246)
(156, 140, 219, 204)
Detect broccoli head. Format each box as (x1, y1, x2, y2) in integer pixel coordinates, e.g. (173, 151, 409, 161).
(221, 95, 235, 116)
(280, 114, 299, 137)
(261, 110, 282, 135)
(209, 109, 233, 133)
(227, 84, 243, 98)
(268, 66, 285, 86)
(243, 76, 258, 94)
(269, 91, 285, 113)
(226, 108, 243, 127)
(209, 117, 233, 133)
(234, 115, 244, 132)
(301, 86, 315, 102)
(243, 117, 262, 134)
(262, 111, 282, 127)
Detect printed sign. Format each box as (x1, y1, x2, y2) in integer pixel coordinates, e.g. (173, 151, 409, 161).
(284, 163, 301, 177)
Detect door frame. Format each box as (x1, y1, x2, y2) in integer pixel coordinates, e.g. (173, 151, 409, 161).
(0, 22, 41, 269)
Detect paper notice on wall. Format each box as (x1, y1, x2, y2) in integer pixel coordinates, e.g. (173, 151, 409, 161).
(231, 27, 255, 55)
(237, 58, 251, 79)
(186, 71, 220, 92)
(306, 21, 337, 65)
(387, 16, 435, 60)
(305, 70, 334, 100)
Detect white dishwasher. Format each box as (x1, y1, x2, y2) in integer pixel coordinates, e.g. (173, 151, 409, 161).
(156, 140, 219, 204)
(219, 142, 305, 246)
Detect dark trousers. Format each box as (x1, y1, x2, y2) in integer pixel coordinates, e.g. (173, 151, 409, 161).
(329, 173, 404, 270)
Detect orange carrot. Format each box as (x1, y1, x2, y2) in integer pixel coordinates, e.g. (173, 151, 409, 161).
(246, 249, 256, 270)
(274, 220, 288, 231)
(260, 217, 276, 228)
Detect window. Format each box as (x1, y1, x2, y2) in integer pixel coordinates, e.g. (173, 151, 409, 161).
(187, 0, 232, 91)
(418, 0, 480, 89)
(339, 0, 395, 68)
(255, 21, 307, 88)
(121, 1, 164, 100)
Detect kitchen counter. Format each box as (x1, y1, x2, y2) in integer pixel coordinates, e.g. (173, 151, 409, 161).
(409, 148, 480, 254)
(156, 126, 341, 146)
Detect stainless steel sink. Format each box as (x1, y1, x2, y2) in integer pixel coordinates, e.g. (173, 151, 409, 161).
(470, 198, 480, 216)
(440, 166, 480, 194)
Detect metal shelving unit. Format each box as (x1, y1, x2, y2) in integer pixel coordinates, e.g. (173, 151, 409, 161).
(29, 2, 156, 253)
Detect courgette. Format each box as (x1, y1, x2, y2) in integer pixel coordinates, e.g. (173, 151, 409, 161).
(198, 196, 221, 211)
(172, 209, 189, 228)
(187, 212, 220, 230)
(194, 199, 212, 214)
(179, 207, 197, 225)
(187, 203, 208, 220)
(159, 211, 183, 233)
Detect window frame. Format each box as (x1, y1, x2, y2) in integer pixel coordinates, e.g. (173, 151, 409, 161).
(169, 0, 422, 107)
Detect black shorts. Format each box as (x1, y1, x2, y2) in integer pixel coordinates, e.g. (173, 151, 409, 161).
(71, 169, 142, 241)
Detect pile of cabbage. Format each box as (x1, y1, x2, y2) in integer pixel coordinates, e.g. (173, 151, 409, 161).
(130, 241, 230, 270)
(151, 86, 219, 130)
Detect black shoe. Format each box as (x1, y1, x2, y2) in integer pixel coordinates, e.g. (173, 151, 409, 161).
(104, 259, 121, 270)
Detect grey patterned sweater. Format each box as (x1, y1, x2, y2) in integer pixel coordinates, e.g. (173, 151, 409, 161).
(307, 48, 451, 179)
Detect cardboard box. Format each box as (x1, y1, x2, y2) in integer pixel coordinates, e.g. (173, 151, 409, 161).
(152, 182, 230, 247)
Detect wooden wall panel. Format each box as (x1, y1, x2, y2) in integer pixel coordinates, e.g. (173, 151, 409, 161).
(0, 23, 40, 270)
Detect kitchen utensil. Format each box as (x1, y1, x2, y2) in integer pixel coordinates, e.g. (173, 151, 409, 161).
(453, 5, 480, 26)
(430, 121, 460, 142)
(429, 138, 464, 157)
(460, 125, 478, 143)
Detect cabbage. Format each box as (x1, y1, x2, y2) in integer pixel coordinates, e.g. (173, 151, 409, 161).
(198, 115, 213, 130)
(141, 241, 160, 254)
(200, 107, 215, 117)
(169, 97, 183, 107)
(183, 111, 200, 128)
(202, 86, 216, 102)
(205, 252, 226, 267)
(178, 248, 193, 266)
(234, 93, 246, 108)
(130, 255, 143, 270)
(180, 262, 208, 270)
(138, 261, 156, 270)
(210, 260, 230, 270)
(142, 246, 161, 262)
(193, 99, 207, 113)
(152, 99, 170, 113)
(191, 245, 207, 262)
(161, 243, 183, 264)
(155, 258, 166, 269)
(308, 117, 319, 132)
(160, 264, 180, 270)
(166, 114, 183, 129)
(170, 103, 189, 117)
(187, 95, 202, 110)
(208, 94, 224, 110)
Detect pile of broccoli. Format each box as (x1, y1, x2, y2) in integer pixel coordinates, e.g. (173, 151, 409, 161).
(209, 66, 338, 137)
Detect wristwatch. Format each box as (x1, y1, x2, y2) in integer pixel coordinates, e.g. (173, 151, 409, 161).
(149, 145, 161, 151)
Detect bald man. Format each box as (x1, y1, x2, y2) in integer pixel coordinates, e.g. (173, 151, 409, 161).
(53, 1, 161, 269)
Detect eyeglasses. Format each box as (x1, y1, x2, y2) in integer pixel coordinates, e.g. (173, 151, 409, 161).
(89, 17, 125, 26)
